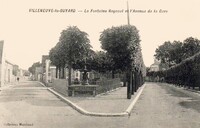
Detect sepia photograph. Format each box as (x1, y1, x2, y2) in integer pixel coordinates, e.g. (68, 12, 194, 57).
(0, 0, 200, 127)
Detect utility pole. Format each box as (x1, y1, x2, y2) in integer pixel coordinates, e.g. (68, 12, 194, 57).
(127, 1, 130, 25)
(127, 0, 132, 99)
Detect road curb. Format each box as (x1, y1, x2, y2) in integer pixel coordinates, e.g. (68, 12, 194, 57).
(125, 84, 146, 116)
(37, 81, 146, 117)
(36, 81, 47, 87)
(47, 87, 128, 117)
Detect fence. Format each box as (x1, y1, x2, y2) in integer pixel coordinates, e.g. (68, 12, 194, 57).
(51, 77, 122, 96)
(96, 78, 122, 94)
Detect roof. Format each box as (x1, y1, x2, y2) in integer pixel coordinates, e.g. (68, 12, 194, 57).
(5, 60, 15, 66)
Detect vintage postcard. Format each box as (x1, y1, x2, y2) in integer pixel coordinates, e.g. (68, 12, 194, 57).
(0, 0, 200, 128)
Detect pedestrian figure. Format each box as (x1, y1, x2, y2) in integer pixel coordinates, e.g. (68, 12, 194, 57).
(17, 77, 19, 82)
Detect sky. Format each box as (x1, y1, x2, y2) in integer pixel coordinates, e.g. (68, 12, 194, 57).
(0, 0, 200, 70)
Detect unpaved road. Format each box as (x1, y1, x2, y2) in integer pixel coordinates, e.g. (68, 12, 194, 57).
(0, 81, 200, 128)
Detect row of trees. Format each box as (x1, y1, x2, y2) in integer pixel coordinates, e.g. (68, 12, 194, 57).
(154, 37, 200, 67)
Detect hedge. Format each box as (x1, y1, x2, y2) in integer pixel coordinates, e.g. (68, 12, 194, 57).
(147, 52, 200, 90)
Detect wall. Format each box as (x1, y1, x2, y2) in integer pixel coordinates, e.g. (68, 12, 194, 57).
(0, 40, 5, 87)
(4, 61, 15, 84)
(49, 66, 56, 82)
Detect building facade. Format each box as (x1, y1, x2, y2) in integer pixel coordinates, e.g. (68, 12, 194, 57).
(0, 40, 25, 87)
(4, 60, 15, 84)
(149, 58, 169, 72)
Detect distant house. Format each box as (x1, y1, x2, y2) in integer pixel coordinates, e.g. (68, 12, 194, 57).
(149, 58, 168, 72)
(44, 59, 56, 83)
(35, 66, 43, 81)
(149, 59, 160, 72)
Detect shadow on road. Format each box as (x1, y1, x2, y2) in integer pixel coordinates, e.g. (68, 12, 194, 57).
(156, 82, 200, 113)
(179, 100, 200, 113)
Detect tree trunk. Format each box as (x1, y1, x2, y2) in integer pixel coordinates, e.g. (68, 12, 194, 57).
(68, 64, 72, 86)
(134, 71, 138, 92)
(132, 71, 135, 95)
(112, 70, 115, 79)
(62, 66, 65, 79)
(138, 72, 141, 87)
(59, 66, 61, 79)
(127, 70, 132, 99)
(123, 72, 127, 87)
(56, 66, 58, 78)
(63, 67, 66, 79)
(60, 68, 63, 79)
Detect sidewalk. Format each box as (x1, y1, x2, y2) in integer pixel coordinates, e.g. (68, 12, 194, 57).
(66, 87, 137, 113)
(0, 82, 16, 91)
(0, 78, 28, 91)
(46, 83, 146, 117)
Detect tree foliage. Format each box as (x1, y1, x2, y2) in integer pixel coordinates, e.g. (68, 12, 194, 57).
(182, 37, 200, 59)
(90, 51, 113, 73)
(169, 41, 183, 64)
(49, 42, 65, 68)
(154, 37, 200, 67)
(99, 25, 145, 74)
(59, 26, 92, 64)
(72, 49, 96, 71)
(49, 26, 92, 85)
(154, 41, 174, 66)
(28, 62, 41, 74)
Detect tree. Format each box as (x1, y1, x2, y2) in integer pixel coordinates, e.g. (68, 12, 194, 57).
(182, 37, 200, 59)
(28, 62, 41, 75)
(49, 42, 66, 78)
(100, 25, 146, 99)
(72, 49, 96, 71)
(90, 51, 113, 73)
(169, 41, 183, 64)
(154, 41, 174, 67)
(59, 26, 92, 85)
(100, 25, 141, 73)
(154, 37, 200, 67)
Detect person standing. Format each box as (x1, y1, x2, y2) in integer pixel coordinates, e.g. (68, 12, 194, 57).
(17, 77, 20, 82)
